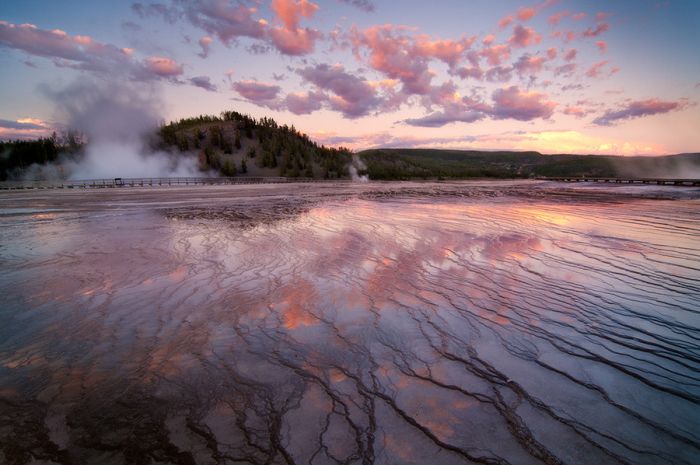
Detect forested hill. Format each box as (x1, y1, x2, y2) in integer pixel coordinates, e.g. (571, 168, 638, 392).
(358, 148, 700, 180)
(155, 111, 351, 179)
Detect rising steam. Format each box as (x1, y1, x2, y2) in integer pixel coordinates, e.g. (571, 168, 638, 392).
(41, 78, 199, 180)
(349, 154, 369, 182)
(612, 154, 700, 180)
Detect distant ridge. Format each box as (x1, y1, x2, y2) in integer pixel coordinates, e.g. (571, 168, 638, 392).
(357, 148, 700, 180)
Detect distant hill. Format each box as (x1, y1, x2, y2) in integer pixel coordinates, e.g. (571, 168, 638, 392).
(155, 111, 352, 179)
(358, 148, 700, 180)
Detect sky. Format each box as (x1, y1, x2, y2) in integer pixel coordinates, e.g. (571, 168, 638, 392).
(1, 0, 699, 155)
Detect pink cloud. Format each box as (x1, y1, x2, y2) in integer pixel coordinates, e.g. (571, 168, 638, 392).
(349, 25, 437, 94)
(582, 23, 609, 38)
(563, 48, 577, 61)
(270, 0, 321, 55)
(144, 56, 183, 77)
(413, 35, 475, 68)
(197, 35, 213, 58)
(269, 27, 320, 55)
(233, 80, 281, 101)
(0, 118, 48, 130)
(454, 67, 483, 80)
(403, 109, 484, 127)
(498, 15, 514, 29)
(509, 24, 541, 48)
(546, 47, 557, 59)
(513, 54, 546, 77)
(137, 1, 319, 56)
(482, 34, 495, 46)
(585, 60, 609, 78)
(147, 1, 266, 44)
(548, 11, 569, 26)
(485, 66, 513, 83)
(596, 40, 607, 53)
(405, 74, 565, 127)
(480, 44, 511, 66)
(272, 0, 318, 29)
(0, 21, 122, 64)
(562, 105, 589, 117)
(0, 20, 184, 82)
(504, 1, 558, 26)
(491, 86, 556, 120)
(517, 7, 537, 21)
(593, 98, 690, 125)
(404, 81, 488, 127)
(298, 63, 380, 118)
(595, 12, 611, 22)
(572, 12, 587, 21)
(0, 118, 51, 139)
(283, 90, 325, 114)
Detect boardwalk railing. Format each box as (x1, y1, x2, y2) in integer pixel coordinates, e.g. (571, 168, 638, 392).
(537, 177, 700, 186)
(0, 176, 317, 190)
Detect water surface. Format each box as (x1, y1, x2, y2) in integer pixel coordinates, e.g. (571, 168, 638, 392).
(1, 181, 699, 465)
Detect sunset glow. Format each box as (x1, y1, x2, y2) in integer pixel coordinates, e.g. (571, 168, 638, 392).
(1, 1, 699, 154)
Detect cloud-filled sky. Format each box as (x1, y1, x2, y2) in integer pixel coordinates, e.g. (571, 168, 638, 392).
(1, 0, 699, 154)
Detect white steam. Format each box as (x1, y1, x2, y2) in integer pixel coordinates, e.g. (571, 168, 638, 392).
(43, 78, 199, 180)
(349, 154, 369, 182)
(66, 141, 197, 179)
(613, 155, 700, 180)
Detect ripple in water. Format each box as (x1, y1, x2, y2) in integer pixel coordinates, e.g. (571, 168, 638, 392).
(0, 183, 699, 465)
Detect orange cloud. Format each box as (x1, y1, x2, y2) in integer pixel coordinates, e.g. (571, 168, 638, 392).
(144, 56, 183, 77)
(498, 15, 514, 29)
(271, 0, 318, 30)
(270, 0, 320, 55)
(480, 44, 511, 66)
(517, 7, 537, 21)
(269, 26, 319, 55)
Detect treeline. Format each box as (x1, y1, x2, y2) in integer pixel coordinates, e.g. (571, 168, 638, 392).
(0, 133, 83, 181)
(157, 111, 352, 179)
(358, 149, 622, 180)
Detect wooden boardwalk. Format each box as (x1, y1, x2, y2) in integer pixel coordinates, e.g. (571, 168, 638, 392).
(0, 176, 317, 190)
(538, 177, 700, 186)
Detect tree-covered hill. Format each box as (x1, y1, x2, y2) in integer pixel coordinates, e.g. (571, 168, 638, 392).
(155, 111, 351, 179)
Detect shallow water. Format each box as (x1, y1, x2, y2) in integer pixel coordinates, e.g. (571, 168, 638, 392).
(1, 182, 699, 465)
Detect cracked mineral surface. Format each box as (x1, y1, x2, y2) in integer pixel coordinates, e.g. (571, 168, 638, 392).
(0, 181, 699, 465)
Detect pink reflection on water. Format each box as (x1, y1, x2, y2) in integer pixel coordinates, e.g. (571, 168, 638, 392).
(1, 188, 698, 464)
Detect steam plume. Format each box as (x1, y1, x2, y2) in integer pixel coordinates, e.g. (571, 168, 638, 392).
(42, 78, 199, 180)
(349, 154, 369, 182)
